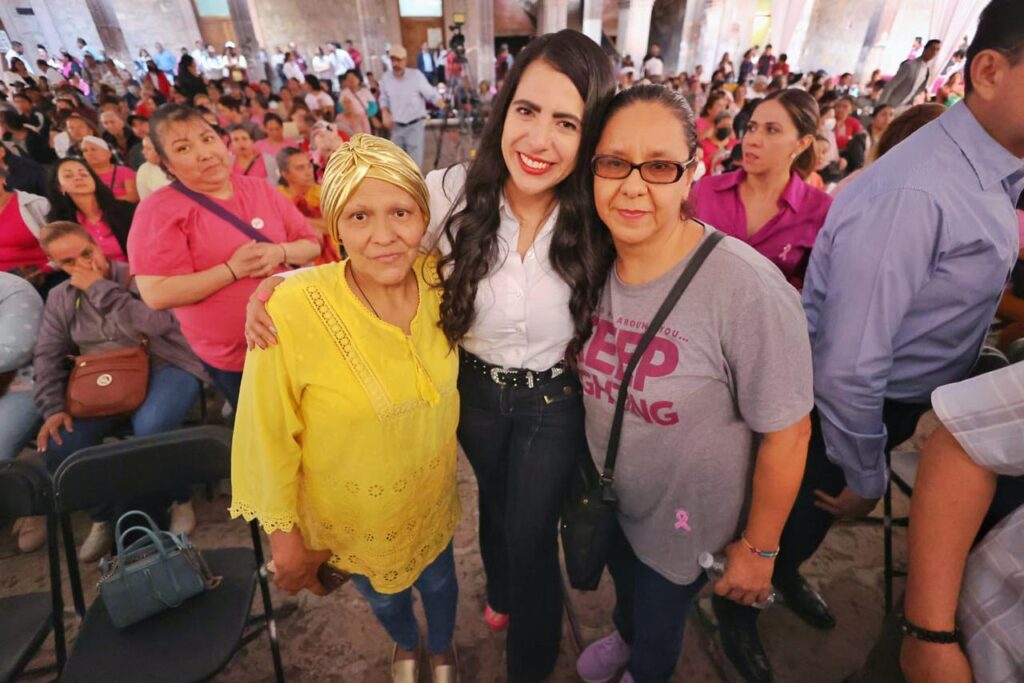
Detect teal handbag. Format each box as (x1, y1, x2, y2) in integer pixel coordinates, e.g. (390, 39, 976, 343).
(98, 510, 221, 629)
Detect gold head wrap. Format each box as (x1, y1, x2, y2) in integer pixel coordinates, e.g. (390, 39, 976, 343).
(319, 134, 431, 245)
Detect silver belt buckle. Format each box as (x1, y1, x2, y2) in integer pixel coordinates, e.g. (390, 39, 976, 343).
(489, 367, 507, 387)
(551, 366, 564, 379)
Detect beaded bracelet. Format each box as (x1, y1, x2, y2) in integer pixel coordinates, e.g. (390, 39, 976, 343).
(900, 615, 961, 644)
(741, 534, 780, 559)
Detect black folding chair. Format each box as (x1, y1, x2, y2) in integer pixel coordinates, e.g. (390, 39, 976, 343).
(878, 346, 1011, 611)
(0, 459, 66, 682)
(52, 426, 284, 683)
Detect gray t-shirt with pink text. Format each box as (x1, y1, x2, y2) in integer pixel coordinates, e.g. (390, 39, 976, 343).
(580, 227, 813, 585)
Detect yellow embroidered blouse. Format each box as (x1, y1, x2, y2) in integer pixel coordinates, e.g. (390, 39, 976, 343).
(229, 255, 460, 594)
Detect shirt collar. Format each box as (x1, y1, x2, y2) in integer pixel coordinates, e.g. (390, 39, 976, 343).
(714, 169, 806, 211)
(498, 191, 561, 236)
(939, 101, 1024, 194)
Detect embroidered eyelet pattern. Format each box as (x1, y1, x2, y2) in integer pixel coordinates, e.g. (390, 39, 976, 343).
(304, 285, 429, 422)
(345, 481, 360, 494)
(392, 479, 408, 493)
(368, 484, 384, 498)
(228, 502, 298, 534)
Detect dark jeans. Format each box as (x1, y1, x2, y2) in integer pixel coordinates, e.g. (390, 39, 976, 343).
(43, 364, 201, 521)
(350, 542, 459, 655)
(608, 519, 707, 683)
(201, 361, 242, 410)
(456, 360, 586, 683)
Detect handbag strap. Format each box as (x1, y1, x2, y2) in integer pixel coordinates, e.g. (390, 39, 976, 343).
(599, 230, 724, 501)
(114, 509, 162, 553)
(170, 180, 272, 243)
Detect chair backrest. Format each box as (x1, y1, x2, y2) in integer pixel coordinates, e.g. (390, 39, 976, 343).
(0, 460, 53, 519)
(52, 426, 232, 515)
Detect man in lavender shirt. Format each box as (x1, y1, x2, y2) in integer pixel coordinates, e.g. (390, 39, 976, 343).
(717, 2, 1024, 680)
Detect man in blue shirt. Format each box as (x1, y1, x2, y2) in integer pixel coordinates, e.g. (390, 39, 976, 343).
(716, 2, 1024, 681)
(153, 42, 177, 83)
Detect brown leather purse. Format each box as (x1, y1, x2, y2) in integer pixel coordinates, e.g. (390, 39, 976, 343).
(66, 339, 150, 418)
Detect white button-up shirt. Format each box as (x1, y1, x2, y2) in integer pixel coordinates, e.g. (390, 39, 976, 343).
(425, 164, 574, 371)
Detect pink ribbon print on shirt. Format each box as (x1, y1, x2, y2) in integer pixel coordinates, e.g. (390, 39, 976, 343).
(674, 509, 691, 532)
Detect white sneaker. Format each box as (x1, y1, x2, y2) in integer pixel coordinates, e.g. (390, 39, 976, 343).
(78, 521, 114, 563)
(170, 500, 197, 536)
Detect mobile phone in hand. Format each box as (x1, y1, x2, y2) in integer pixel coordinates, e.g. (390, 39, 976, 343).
(316, 562, 352, 593)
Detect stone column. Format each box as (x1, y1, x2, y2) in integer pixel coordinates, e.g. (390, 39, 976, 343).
(582, 0, 604, 44)
(358, 0, 402, 78)
(677, 0, 707, 72)
(648, 0, 687, 73)
(445, 0, 495, 87)
(855, 0, 899, 82)
(227, 0, 259, 79)
(84, 0, 129, 61)
(539, 0, 570, 35)
(27, 0, 64, 58)
(617, 0, 655, 63)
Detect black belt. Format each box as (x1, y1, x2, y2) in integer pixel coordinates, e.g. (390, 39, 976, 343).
(460, 350, 567, 389)
(394, 117, 426, 127)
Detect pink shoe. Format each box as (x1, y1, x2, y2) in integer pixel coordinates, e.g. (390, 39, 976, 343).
(484, 604, 508, 632)
(576, 630, 630, 683)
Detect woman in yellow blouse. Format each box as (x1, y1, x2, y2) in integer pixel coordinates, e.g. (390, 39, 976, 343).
(230, 135, 460, 683)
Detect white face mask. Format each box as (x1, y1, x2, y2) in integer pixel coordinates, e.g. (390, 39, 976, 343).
(823, 118, 836, 132)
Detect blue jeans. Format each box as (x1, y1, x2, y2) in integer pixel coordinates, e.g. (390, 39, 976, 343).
(608, 519, 708, 683)
(42, 365, 201, 520)
(456, 355, 587, 682)
(0, 390, 40, 461)
(390, 118, 426, 169)
(350, 542, 458, 655)
(200, 361, 242, 410)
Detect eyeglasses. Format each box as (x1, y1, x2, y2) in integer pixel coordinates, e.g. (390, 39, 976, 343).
(591, 155, 697, 184)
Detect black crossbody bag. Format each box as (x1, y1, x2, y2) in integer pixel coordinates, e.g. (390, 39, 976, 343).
(561, 231, 724, 591)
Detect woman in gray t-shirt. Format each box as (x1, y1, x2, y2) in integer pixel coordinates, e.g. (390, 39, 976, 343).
(575, 85, 814, 683)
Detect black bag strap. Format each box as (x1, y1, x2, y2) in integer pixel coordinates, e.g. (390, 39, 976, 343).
(170, 181, 272, 243)
(599, 230, 724, 502)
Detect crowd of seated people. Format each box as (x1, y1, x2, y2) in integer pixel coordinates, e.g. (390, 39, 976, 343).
(0, 4, 1022, 682)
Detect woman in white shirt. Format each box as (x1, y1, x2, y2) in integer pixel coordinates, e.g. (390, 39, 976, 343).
(281, 52, 304, 85)
(246, 30, 616, 683)
(303, 74, 335, 117)
(311, 46, 335, 90)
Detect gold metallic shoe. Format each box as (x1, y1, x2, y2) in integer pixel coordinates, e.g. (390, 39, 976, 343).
(431, 644, 458, 683)
(391, 643, 419, 683)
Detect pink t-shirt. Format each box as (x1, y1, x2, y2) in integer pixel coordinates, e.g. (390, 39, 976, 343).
(254, 138, 298, 157)
(97, 166, 136, 200)
(689, 169, 833, 288)
(76, 212, 127, 263)
(233, 154, 268, 179)
(127, 176, 317, 371)
(0, 195, 49, 272)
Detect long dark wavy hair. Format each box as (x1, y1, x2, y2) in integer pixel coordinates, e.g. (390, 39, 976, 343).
(46, 158, 136, 254)
(436, 30, 616, 366)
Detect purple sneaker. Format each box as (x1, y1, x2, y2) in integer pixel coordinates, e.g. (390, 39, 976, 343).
(576, 630, 630, 683)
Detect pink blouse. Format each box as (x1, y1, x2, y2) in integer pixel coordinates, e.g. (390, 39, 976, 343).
(76, 212, 127, 263)
(689, 169, 833, 288)
(97, 166, 136, 200)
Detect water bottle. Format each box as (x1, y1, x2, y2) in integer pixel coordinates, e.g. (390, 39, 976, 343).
(698, 551, 777, 610)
